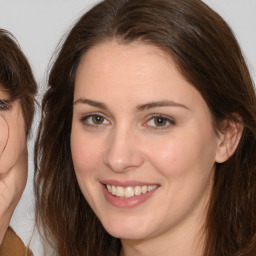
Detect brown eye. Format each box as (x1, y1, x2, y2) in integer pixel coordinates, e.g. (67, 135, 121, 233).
(154, 117, 167, 126)
(81, 114, 110, 127)
(146, 115, 175, 130)
(92, 115, 104, 124)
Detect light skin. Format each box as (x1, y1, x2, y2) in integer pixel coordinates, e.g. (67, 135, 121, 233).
(0, 88, 27, 244)
(71, 41, 242, 256)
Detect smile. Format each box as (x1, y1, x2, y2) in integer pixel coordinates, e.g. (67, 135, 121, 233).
(105, 184, 158, 198)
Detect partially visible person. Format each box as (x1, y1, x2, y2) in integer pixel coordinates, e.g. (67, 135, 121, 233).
(0, 29, 36, 255)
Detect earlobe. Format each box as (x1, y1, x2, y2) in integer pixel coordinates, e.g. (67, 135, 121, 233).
(215, 116, 243, 163)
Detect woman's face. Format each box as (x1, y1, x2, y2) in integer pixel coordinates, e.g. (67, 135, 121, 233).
(0, 88, 27, 177)
(71, 41, 223, 241)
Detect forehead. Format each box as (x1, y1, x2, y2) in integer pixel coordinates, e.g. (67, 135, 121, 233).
(75, 41, 181, 93)
(79, 40, 174, 73)
(74, 41, 198, 103)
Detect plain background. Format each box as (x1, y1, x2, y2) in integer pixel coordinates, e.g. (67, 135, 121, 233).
(0, 0, 255, 255)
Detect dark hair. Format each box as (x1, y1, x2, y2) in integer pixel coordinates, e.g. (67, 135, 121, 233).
(35, 0, 256, 255)
(0, 29, 37, 134)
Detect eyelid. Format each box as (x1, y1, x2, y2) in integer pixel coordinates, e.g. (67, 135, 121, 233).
(0, 99, 11, 110)
(80, 112, 111, 127)
(143, 114, 176, 130)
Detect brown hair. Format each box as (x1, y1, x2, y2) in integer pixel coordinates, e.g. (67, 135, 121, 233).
(34, 0, 256, 255)
(0, 29, 36, 134)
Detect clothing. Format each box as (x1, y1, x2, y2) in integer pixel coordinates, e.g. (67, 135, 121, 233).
(0, 227, 33, 256)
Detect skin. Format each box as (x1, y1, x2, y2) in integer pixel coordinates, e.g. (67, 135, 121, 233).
(71, 41, 241, 256)
(0, 89, 27, 244)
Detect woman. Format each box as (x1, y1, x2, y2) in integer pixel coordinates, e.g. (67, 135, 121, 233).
(0, 29, 36, 255)
(35, 0, 256, 255)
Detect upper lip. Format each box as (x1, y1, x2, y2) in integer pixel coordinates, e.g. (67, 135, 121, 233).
(100, 180, 159, 187)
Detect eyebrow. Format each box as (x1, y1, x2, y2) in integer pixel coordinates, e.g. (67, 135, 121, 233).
(74, 98, 189, 111)
(137, 100, 189, 111)
(73, 98, 108, 110)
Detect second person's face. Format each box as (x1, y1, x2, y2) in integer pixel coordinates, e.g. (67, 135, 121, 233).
(71, 41, 223, 242)
(0, 89, 27, 175)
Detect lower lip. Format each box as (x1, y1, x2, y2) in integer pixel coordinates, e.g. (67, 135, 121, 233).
(101, 184, 158, 208)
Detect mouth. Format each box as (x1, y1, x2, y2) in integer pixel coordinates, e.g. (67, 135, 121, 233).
(101, 181, 160, 208)
(104, 184, 159, 199)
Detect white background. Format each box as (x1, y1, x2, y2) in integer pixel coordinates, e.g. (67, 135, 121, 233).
(0, 0, 255, 255)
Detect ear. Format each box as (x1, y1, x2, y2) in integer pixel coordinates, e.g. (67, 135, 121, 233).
(215, 115, 243, 163)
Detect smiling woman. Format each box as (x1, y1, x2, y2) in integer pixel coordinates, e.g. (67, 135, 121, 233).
(35, 0, 256, 255)
(0, 29, 36, 255)
(71, 42, 226, 246)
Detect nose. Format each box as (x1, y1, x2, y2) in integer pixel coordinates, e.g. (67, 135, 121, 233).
(103, 127, 144, 172)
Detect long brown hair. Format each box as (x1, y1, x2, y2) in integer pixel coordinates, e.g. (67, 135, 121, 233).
(0, 29, 36, 134)
(34, 0, 256, 255)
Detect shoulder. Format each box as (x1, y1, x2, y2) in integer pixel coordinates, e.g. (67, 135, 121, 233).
(0, 227, 33, 256)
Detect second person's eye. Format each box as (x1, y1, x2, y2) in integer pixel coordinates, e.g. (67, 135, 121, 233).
(0, 99, 10, 111)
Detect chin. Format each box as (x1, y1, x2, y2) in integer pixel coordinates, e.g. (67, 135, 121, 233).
(106, 227, 148, 240)
(100, 214, 155, 240)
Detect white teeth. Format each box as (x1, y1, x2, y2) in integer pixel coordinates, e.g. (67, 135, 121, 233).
(125, 187, 134, 198)
(116, 186, 124, 197)
(112, 185, 116, 195)
(148, 185, 157, 192)
(141, 186, 147, 194)
(106, 184, 158, 198)
(107, 185, 111, 192)
(134, 186, 142, 196)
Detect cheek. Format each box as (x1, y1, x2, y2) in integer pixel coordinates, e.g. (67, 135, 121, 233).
(0, 111, 26, 173)
(71, 129, 103, 176)
(0, 114, 8, 157)
(146, 130, 217, 179)
(9, 110, 26, 154)
(147, 140, 193, 178)
(71, 127, 104, 209)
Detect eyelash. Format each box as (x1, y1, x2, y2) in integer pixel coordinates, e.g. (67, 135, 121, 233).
(80, 113, 110, 128)
(80, 113, 175, 130)
(144, 114, 176, 130)
(0, 99, 10, 111)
